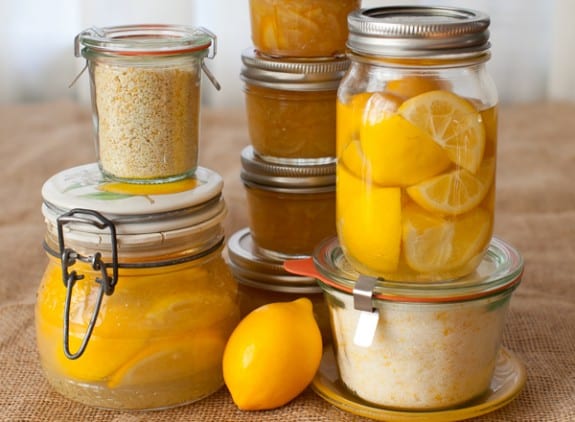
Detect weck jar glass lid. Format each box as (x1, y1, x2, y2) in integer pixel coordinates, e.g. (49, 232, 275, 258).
(285, 236, 523, 304)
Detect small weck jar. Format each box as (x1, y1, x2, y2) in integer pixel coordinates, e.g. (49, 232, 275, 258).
(35, 163, 240, 410)
(336, 6, 498, 281)
(75, 25, 220, 183)
(285, 236, 524, 411)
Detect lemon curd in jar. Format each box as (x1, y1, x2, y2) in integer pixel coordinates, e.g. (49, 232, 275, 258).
(241, 50, 348, 164)
(336, 7, 498, 281)
(248, 0, 360, 57)
(35, 164, 240, 410)
(240, 146, 336, 258)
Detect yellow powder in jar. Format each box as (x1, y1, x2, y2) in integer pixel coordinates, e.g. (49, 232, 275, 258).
(94, 63, 200, 181)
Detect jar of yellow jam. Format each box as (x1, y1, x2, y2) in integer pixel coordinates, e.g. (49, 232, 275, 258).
(35, 164, 240, 410)
(240, 146, 336, 258)
(241, 49, 349, 164)
(248, 0, 360, 57)
(225, 228, 331, 342)
(75, 25, 220, 184)
(337, 6, 498, 281)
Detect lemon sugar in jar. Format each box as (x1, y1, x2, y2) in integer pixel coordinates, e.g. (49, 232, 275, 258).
(248, 0, 360, 58)
(35, 164, 240, 410)
(75, 25, 220, 183)
(336, 6, 498, 281)
(241, 49, 349, 165)
(225, 228, 331, 342)
(240, 146, 336, 258)
(286, 236, 524, 410)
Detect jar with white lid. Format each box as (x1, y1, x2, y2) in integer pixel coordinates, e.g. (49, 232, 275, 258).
(240, 146, 336, 258)
(225, 227, 331, 342)
(35, 163, 240, 410)
(75, 25, 220, 183)
(336, 6, 498, 281)
(285, 237, 524, 410)
(241, 49, 349, 164)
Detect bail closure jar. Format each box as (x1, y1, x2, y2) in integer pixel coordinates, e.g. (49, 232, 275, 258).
(241, 49, 349, 164)
(336, 6, 498, 282)
(285, 237, 524, 410)
(35, 163, 240, 410)
(240, 146, 336, 258)
(75, 25, 220, 184)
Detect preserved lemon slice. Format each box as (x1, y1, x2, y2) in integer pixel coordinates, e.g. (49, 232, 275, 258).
(407, 158, 495, 215)
(402, 204, 492, 275)
(386, 76, 448, 100)
(107, 331, 226, 389)
(337, 165, 402, 275)
(399, 90, 486, 173)
(360, 114, 451, 186)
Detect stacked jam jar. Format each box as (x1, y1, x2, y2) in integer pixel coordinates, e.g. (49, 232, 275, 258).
(286, 6, 526, 413)
(34, 25, 241, 410)
(225, 0, 361, 340)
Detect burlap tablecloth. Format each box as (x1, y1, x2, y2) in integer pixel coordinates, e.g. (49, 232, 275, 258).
(0, 100, 573, 421)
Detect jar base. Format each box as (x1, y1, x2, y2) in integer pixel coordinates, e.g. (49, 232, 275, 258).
(99, 167, 198, 185)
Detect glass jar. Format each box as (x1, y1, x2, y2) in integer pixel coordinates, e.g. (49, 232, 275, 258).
(241, 49, 348, 164)
(285, 236, 523, 410)
(240, 146, 336, 258)
(225, 227, 331, 342)
(336, 6, 498, 281)
(35, 163, 240, 410)
(75, 25, 220, 183)
(248, 0, 360, 57)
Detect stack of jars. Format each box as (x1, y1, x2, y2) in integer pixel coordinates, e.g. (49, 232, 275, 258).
(225, 0, 361, 340)
(286, 6, 527, 414)
(34, 25, 241, 410)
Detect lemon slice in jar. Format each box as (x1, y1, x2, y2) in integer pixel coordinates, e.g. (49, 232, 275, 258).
(399, 90, 486, 173)
(407, 158, 495, 215)
(402, 204, 492, 275)
(107, 331, 226, 389)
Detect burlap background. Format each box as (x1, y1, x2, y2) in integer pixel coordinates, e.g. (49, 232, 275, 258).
(0, 100, 573, 421)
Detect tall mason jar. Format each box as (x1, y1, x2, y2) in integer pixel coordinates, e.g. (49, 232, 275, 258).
(336, 6, 498, 282)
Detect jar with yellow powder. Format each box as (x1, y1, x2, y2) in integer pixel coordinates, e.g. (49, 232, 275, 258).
(75, 25, 220, 183)
(35, 163, 240, 410)
(336, 6, 499, 281)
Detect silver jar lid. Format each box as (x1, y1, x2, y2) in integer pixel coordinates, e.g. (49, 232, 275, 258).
(240, 48, 349, 92)
(347, 6, 490, 58)
(240, 146, 335, 192)
(226, 228, 321, 294)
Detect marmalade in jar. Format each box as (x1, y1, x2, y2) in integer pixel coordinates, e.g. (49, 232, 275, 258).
(249, 0, 360, 57)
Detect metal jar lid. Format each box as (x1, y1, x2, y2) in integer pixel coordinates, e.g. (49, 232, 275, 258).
(240, 146, 335, 192)
(226, 228, 321, 294)
(240, 48, 350, 92)
(347, 6, 491, 58)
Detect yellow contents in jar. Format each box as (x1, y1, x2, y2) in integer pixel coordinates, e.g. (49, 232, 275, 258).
(244, 84, 336, 162)
(336, 88, 496, 281)
(249, 0, 360, 57)
(35, 252, 240, 410)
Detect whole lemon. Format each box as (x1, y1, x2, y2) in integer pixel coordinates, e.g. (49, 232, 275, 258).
(222, 298, 323, 410)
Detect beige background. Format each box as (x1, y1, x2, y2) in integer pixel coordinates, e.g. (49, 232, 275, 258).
(0, 100, 574, 421)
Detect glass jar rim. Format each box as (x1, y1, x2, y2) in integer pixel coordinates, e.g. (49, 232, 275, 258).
(75, 24, 215, 57)
(285, 237, 523, 304)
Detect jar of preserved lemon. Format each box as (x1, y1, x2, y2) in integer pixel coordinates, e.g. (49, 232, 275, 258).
(337, 6, 498, 281)
(248, 0, 360, 57)
(225, 228, 331, 342)
(75, 25, 220, 184)
(241, 49, 349, 164)
(240, 146, 336, 258)
(35, 163, 240, 410)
